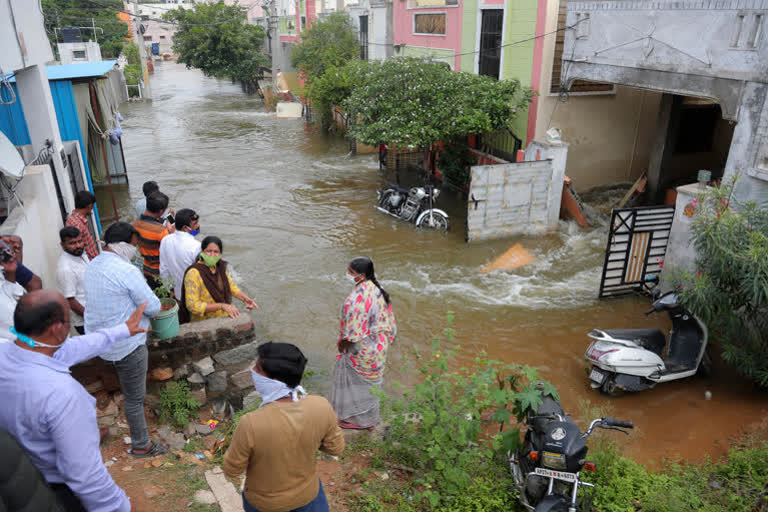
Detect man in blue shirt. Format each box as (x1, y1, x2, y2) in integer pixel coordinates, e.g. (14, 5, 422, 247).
(84, 222, 164, 458)
(0, 289, 148, 511)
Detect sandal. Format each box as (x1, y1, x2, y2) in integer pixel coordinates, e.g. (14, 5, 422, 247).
(338, 421, 374, 430)
(127, 441, 168, 458)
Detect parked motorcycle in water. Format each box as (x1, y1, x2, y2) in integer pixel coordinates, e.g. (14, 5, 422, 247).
(585, 291, 710, 395)
(509, 394, 634, 511)
(376, 183, 450, 231)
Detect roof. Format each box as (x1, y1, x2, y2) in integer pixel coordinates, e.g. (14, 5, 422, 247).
(5, 60, 118, 82)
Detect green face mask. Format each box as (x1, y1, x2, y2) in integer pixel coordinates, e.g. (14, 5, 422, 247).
(201, 253, 221, 267)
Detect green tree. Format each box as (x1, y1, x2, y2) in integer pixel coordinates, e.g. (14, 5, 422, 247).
(673, 179, 768, 387)
(343, 58, 533, 151)
(163, 2, 269, 82)
(42, 0, 130, 58)
(290, 12, 359, 86)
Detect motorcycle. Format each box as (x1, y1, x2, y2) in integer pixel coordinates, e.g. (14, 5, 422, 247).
(509, 394, 634, 511)
(585, 291, 710, 395)
(376, 183, 450, 231)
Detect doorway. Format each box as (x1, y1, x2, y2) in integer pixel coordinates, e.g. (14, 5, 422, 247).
(478, 10, 503, 79)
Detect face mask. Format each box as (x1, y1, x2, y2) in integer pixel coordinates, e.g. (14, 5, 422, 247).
(250, 369, 306, 408)
(188, 229, 200, 237)
(346, 272, 358, 284)
(10, 326, 65, 349)
(201, 253, 221, 267)
(108, 242, 138, 262)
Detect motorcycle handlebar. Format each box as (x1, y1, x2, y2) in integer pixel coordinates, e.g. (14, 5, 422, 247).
(603, 417, 634, 429)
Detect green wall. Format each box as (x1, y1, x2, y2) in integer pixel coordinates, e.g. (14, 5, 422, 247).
(400, 46, 456, 68)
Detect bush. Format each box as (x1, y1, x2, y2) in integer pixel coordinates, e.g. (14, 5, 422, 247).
(158, 381, 201, 428)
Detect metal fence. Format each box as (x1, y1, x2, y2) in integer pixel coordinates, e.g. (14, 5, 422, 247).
(480, 127, 522, 163)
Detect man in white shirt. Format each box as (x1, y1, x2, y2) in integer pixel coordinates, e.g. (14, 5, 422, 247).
(56, 226, 90, 335)
(159, 208, 201, 294)
(0, 246, 25, 341)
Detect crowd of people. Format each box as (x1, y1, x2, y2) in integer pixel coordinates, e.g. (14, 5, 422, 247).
(0, 180, 399, 512)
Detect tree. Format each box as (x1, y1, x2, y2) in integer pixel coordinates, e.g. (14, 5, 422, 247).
(163, 2, 268, 82)
(290, 12, 359, 86)
(343, 58, 533, 150)
(673, 179, 768, 387)
(42, 0, 130, 58)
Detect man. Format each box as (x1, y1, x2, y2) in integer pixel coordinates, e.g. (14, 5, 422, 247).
(133, 191, 171, 289)
(56, 226, 90, 335)
(65, 190, 100, 260)
(135, 180, 158, 220)
(223, 342, 345, 512)
(0, 244, 26, 340)
(84, 222, 164, 458)
(0, 289, 147, 511)
(159, 208, 201, 293)
(1, 235, 42, 292)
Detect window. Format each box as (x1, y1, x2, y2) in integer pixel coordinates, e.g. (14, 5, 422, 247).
(407, 0, 457, 7)
(72, 50, 87, 60)
(143, 35, 153, 41)
(550, 0, 612, 94)
(159, 35, 166, 39)
(414, 13, 446, 35)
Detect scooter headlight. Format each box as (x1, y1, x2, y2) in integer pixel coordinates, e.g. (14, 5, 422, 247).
(433, 188, 440, 199)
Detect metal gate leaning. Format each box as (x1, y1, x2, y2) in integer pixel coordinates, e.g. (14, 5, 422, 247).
(599, 205, 675, 298)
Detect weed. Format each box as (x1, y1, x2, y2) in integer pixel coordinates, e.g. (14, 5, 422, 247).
(158, 381, 201, 428)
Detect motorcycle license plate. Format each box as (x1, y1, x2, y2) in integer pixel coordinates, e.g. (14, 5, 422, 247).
(589, 368, 605, 383)
(534, 467, 578, 483)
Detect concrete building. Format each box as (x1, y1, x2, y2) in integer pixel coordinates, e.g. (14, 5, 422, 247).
(58, 41, 103, 64)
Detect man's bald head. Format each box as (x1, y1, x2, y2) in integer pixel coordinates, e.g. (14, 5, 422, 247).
(14, 290, 69, 337)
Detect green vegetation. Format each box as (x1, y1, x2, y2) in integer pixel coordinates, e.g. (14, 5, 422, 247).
(163, 2, 269, 82)
(158, 381, 201, 428)
(437, 140, 475, 187)
(42, 0, 130, 58)
(672, 179, 768, 387)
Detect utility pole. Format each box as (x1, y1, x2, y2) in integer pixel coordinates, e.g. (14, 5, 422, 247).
(92, 17, 98, 42)
(131, 1, 152, 99)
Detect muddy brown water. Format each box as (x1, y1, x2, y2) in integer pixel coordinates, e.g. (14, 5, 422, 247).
(110, 62, 766, 466)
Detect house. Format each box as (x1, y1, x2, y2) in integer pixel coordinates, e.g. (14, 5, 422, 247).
(58, 40, 104, 65)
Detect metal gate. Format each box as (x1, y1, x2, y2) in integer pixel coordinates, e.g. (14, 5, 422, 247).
(599, 205, 675, 298)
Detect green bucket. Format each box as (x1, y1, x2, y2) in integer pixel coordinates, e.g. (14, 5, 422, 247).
(150, 298, 179, 340)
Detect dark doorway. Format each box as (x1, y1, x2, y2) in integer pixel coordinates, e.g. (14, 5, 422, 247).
(359, 15, 369, 60)
(478, 10, 503, 79)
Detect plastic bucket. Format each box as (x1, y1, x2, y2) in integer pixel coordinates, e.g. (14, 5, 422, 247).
(150, 298, 179, 340)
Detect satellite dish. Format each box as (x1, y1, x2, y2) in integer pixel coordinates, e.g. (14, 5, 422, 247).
(0, 131, 25, 179)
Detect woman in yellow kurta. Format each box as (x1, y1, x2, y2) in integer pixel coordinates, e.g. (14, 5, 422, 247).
(182, 236, 258, 322)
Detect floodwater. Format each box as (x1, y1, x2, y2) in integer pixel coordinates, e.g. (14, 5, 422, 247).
(114, 62, 766, 466)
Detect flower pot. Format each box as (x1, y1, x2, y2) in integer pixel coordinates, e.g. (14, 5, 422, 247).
(150, 298, 179, 340)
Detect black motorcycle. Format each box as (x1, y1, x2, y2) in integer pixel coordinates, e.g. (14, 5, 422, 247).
(376, 183, 449, 231)
(509, 395, 633, 511)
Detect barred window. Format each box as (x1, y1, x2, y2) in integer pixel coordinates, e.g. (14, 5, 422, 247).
(414, 13, 446, 35)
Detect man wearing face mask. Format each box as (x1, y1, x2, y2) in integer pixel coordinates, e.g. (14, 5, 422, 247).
(0, 290, 148, 511)
(56, 227, 90, 335)
(83, 222, 165, 458)
(159, 208, 201, 294)
(223, 342, 344, 512)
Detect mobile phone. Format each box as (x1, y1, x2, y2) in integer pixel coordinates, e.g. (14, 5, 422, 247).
(166, 214, 175, 225)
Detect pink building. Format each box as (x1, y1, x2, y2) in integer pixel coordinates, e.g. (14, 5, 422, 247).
(393, 0, 464, 70)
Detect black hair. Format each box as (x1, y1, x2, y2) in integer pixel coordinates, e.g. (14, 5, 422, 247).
(175, 208, 198, 230)
(201, 235, 223, 253)
(104, 222, 139, 245)
(349, 256, 391, 304)
(14, 298, 66, 336)
(146, 191, 169, 214)
(142, 181, 159, 197)
(257, 342, 307, 388)
(74, 190, 96, 209)
(59, 226, 81, 243)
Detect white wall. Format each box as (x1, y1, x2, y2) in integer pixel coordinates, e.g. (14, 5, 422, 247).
(0, 0, 54, 73)
(58, 42, 103, 64)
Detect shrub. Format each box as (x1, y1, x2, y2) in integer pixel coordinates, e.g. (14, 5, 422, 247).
(158, 381, 201, 428)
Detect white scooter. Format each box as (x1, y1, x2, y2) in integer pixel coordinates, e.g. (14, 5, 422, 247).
(585, 292, 710, 395)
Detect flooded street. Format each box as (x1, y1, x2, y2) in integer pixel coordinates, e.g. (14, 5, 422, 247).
(114, 62, 765, 465)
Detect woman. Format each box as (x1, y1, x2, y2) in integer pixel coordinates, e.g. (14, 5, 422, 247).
(330, 256, 396, 429)
(182, 236, 258, 322)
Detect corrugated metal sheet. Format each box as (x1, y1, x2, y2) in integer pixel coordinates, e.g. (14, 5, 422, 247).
(466, 160, 553, 241)
(5, 61, 118, 83)
(0, 84, 31, 145)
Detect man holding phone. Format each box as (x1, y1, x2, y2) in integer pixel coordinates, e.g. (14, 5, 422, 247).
(133, 192, 171, 289)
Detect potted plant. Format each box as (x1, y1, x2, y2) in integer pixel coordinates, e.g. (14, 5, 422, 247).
(150, 277, 180, 340)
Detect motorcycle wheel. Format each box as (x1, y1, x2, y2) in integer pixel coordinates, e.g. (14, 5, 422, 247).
(416, 210, 449, 231)
(533, 494, 572, 512)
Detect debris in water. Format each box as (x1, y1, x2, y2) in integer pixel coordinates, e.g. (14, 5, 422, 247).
(705, 391, 712, 400)
(480, 243, 535, 273)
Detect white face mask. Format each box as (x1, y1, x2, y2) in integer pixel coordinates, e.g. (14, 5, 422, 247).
(250, 369, 306, 407)
(346, 272, 358, 284)
(108, 241, 138, 262)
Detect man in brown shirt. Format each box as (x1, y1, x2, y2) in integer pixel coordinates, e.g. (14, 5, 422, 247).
(223, 342, 344, 512)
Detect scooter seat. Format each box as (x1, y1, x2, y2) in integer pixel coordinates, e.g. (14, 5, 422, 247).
(604, 328, 666, 356)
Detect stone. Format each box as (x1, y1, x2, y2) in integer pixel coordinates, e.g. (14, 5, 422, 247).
(188, 372, 205, 385)
(97, 400, 118, 418)
(84, 379, 104, 393)
(94, 391, 111, 409)
(212, 398, 234, 420)
(190, 388, 207, 406)
(104, 460, 114, 468)
(108, 426, 120, 437)
(150, 367, 174, 381)
(230, 369, 254, 390)
(173, 364, 189, 380)
(205, 470, 243, 512)
(194, 490, 217, 505)
(192, 357, 215, 377)
(113, 394, 124, 407)
(123, 436, 132, 445)
(97, 414, 117, 428)
(206, 371, 228, 392)
(157, 426, 186, 451)
(213, 341, 259, 366)
(195, 424, 214, 436)
(243, 390, 261, 408)
(183, 422, 196, 437)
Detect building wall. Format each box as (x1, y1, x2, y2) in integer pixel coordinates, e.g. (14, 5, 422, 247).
(393, 0, 463, 70)
(0, 0, 53, 72)
(58, 42, 103, 64)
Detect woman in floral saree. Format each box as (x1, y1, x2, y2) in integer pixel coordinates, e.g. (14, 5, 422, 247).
(330, 257, 396, 429)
